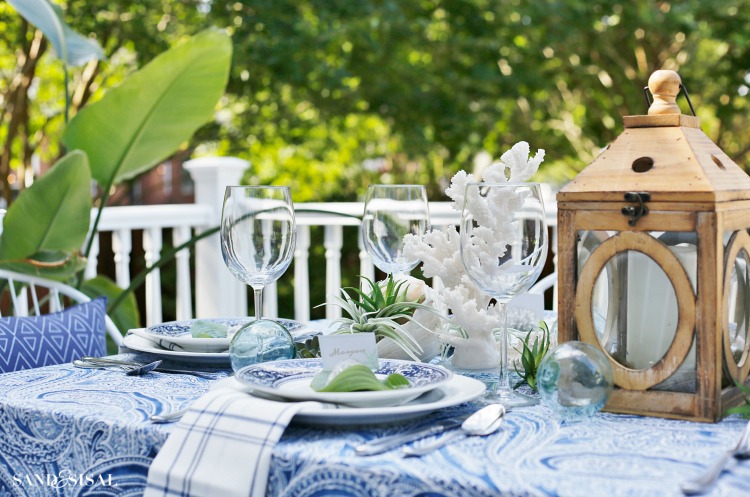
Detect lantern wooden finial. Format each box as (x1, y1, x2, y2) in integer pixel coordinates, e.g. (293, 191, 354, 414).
(648, 70, 681, 115)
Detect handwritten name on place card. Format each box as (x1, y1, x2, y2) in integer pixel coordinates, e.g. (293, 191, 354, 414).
(318, 333, 378, 371)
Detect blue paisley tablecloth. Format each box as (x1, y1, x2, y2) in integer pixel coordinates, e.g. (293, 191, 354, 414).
(0, 356, 749, 497)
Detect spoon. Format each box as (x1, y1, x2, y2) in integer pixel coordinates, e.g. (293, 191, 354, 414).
(402, 403, 506, 457)
(150, 408, 189, 424)
(681, 420, 750, 495)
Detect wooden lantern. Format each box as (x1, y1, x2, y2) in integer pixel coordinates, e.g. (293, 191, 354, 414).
(557, 70, 750, 422)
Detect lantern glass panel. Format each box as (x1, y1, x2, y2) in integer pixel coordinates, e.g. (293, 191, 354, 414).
(726, 246, 750, 368)
(591, 249, 681, 370)
(578, 230, 698, 380)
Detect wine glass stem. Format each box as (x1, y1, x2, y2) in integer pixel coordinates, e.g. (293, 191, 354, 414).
(254, 287, 264, 320)
(496, 299, 511, 393)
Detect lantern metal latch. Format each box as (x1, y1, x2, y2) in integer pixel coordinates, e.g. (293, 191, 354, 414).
(622, 192, 650, 226)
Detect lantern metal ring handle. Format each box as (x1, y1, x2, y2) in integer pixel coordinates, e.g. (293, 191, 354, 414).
(643, 83, 696, 116)
(642, 69, 696, 116)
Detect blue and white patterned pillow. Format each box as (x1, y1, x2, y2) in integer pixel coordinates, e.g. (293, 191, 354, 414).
(0, 297, 107, 373)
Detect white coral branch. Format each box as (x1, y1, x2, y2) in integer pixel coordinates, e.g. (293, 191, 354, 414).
(403, 141, 545, 369)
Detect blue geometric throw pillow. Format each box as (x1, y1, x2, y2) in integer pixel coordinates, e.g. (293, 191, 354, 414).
(0, 297, 107, 373)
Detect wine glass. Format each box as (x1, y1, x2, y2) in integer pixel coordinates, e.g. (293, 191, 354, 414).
(220, 186, 296, 320)
(362, 184, 430, 276)
(460, 182, 548, 407)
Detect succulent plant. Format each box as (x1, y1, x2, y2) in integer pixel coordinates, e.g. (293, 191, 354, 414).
(513, 321, 551, 392)
(324, 274, 439, 361)
(726, 381, 750, 419)
(294, 334, 321, 359)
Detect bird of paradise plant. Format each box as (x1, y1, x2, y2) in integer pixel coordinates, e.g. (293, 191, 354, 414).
(0, 0, 232, 333)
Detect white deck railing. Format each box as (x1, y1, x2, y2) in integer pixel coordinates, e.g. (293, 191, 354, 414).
(87, 203, 213, 325)
(60, 157, 559, 328)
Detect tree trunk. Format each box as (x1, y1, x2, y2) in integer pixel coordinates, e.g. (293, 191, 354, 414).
(0, 28, 47, 205)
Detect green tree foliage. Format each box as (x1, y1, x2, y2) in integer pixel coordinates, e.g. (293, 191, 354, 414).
(200, 0, 750, 198)
(2, 0, 749, 203)
(0, 0, 208, 204)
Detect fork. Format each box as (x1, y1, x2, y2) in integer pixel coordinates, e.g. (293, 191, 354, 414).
(76, 357, 221, 379)
(74, 359, 161, 375)
(77, 360, 163, 376)
(681, 420, 750, 495)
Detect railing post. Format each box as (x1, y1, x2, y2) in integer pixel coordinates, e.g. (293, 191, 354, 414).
(184, 157, 248, 318)
(84, 235, 100, 280)
(143, 227, 163, 326)
(173, 225, 193, 320)
(112, 229, 132, 289)
(324, 226, 343, 319)
(293, 226, 311, 322)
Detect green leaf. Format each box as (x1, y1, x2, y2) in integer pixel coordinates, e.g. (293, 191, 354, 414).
(312, 364, 411, 392)
(736, 381, 750, 398)
(62, 28, 232, 186)
(0, 151, 91, 261)
(294, 335, 321, 359)
(724, 380, 750, 418)
(190, 320, 228, 338)
(0, 251, 87, 281)
(315, 364, 387, 392)
(361, 275, 386, 308)
(343, 285, 378, 311)
(725, 405, 750, 418)
(309, 369, 332, 391)
(512, 321, 552, 392)
(382, 373, 410, 389)
(7, 0, 105, 66)
(370, 327, 421, 361)
(81, 276, 139, 333)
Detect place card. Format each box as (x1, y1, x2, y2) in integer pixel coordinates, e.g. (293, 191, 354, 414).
(318, 333, 378, 371)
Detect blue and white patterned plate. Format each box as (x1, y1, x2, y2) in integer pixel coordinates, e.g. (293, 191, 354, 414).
(236, 358, 453, 408)
(225, 374, 485, 425)
(142, 318, 306, 353)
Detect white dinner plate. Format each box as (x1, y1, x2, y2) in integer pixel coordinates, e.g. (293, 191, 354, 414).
(224, 373, 485, 425)
(235, 358, 452, 408)
(141, 318, 307, 353)
(122, 333, 231, 366)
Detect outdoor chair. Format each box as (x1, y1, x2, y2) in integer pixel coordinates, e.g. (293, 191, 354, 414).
(0, 269, 121, 373)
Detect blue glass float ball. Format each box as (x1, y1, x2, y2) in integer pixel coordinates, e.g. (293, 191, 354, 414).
(229, 319, 296, 372)
(537, 341, 614, 423)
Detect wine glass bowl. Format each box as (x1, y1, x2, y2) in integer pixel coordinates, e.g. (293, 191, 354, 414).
(362, 184, 430, 275)
(460, 182, 548, 406)
(220, 186, 296, 320)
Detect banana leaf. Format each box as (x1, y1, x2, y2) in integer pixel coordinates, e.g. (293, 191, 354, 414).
(7, 0, 105, 66)
(0, 251, 87, 281)
(62, 28, 232, 187)
(0, 150, 91, 261)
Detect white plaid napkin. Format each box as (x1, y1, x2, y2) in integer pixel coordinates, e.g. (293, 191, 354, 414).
(144, 388, 317, 497)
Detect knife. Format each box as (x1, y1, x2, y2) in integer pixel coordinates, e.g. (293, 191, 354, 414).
(354, 418, 464, 456)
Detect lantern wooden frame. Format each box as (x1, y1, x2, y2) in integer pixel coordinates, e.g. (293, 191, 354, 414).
(557, 71, 750, 422)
